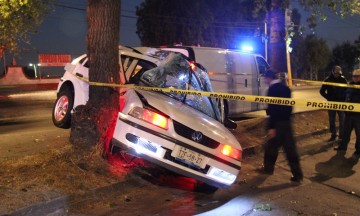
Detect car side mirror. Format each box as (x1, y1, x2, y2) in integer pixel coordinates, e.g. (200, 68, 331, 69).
(224, 118, 237, 129)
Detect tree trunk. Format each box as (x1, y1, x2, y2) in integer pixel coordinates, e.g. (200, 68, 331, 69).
(70, 0, 121, 154)
(268, 0, 287, 73)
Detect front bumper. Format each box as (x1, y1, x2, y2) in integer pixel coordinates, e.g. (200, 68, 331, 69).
(112, 113, 241, 188)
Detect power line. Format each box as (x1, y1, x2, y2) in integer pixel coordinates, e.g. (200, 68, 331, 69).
(54, 3, 85, 12)
(53, 3, 264, 27)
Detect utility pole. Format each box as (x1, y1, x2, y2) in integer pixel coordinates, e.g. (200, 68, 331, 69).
(268, 1, 287, 76)
(285, 8, 293, 87)
(264, 21, 268, 62)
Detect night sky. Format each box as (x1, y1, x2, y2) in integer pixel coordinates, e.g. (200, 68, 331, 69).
(14, 0, 360, 66)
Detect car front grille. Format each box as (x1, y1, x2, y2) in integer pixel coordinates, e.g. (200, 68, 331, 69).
(172, 120, 220, 149)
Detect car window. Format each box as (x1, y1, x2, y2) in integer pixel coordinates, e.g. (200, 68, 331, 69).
(256, 56, 269, 76)
(120, 56, 157, 84)
(79, 57, 90, 68)
(129, 60, 157, 84)
(121, 56, 132, 72)
(140, 53, 220, 120)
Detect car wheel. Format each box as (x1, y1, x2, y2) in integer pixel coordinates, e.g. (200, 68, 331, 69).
(52, 88, 74, 129)
(194, 181, 218, 193)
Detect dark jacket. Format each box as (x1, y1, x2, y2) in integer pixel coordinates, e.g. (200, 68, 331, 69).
(345, 81, 360, 116)
(266, 80, 292, 129)
(320, 73, 348, 102)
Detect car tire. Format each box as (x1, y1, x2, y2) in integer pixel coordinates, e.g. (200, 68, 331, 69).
(52, 88, 74, 129)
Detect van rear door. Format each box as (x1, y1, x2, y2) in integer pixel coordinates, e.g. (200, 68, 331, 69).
(255, 56, 270, 110)
(230, 52, 258, 113)
(194, 49, 255, 115)
(192, 48, 232, 94)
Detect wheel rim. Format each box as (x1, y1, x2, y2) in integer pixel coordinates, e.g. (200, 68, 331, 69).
(54, 95, 69, 121)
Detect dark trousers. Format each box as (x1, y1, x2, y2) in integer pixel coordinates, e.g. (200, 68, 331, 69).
(264, 121, 303, 178)
(328, 110, 344, 138)
(339, 114, 360, 152)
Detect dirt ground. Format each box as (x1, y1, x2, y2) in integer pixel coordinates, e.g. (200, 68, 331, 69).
(0, 110, 330, 213)
(233, 110, 329, 149)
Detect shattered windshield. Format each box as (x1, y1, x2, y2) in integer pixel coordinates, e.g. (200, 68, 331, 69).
(140, 53, 221, 121)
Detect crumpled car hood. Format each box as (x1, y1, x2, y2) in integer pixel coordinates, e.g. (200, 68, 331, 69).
(137, 89, 242, 150)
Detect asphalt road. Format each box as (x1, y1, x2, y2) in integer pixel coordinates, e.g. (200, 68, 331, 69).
(0, 90, 69, 161)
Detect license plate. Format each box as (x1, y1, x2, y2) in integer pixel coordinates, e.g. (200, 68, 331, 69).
(171, 145, 209, 169)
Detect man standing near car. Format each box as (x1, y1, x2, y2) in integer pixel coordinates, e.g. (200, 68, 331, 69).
(334, 69, 360, 157)
(320, 65, 348, 141)
(258, 69, 303, 183)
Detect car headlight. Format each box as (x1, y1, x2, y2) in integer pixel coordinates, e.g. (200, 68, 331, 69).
(128, 107, 169, 130)
(220, 144, 242, 160)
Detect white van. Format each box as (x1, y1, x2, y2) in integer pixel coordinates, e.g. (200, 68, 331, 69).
(136, 46, 270, 118)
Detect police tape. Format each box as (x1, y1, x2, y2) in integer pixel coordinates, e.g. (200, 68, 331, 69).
(292, 78, 360, 89)
(73, 73, 360, 112)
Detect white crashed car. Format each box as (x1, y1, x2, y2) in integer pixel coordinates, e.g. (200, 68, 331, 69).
(52, 46, 242, 188)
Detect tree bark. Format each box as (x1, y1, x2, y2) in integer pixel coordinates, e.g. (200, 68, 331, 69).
(268, 0, 287, 73)
(70, 0, 121, 154)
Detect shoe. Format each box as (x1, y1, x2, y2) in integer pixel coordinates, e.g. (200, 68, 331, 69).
(290, 176, 303, 183)
(334, 146, 347, 151)
(255, 167, 274, 175)
(328, 135, 337, 142)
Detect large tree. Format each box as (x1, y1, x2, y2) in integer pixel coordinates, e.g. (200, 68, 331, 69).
(70, 0, 121, 154)
(0, 0, 52, 59)
(265, 0, 360, 73)
(289, 8, 305, 78)
(331, 41, 360, 79)
(267, 0, 289, 72)
(302, 35, 331, 80)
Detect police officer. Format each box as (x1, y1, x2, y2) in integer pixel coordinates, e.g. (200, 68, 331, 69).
(258, 69, 303, 183)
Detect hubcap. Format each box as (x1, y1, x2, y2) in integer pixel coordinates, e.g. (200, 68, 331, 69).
(54, 96, 69, 121)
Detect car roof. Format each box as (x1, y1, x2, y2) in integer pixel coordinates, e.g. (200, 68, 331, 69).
(70, 46, 161, 66)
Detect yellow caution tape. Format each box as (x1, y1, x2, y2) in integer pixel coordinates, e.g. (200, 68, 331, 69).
(292, 78, 360, 89)
(72, 73, 360, 112)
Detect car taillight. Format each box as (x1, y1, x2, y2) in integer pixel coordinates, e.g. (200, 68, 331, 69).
(220, 144, 241, 160)
(129, 107, 168, 130)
